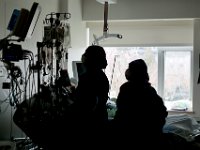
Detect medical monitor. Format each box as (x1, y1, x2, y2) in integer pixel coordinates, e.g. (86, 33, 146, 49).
(24, 2, 41, 40)
(11, 2, 41, 41)
(7, 9, 20, 32)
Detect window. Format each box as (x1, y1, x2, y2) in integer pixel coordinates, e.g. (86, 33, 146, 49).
(104, 47, 192, 112)
(163, 51, 191, 111)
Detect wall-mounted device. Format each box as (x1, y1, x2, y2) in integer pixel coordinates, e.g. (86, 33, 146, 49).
(7, 9, 21, 32)
(5, 2, 41, 42)
(96, 0, 117, 4)
(12, 2, 41, 41)
(0, 2, 41, 62)
(93, 0, 122, 45)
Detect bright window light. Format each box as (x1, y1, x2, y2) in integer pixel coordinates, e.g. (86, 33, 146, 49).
(104, 47, 192, 112)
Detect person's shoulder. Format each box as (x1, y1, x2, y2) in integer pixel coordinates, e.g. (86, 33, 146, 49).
(144, 83, 156, 92)
(147, 85, 164, 100)
(119, 82, 131, 90)
(78, 72, 90, 83)
(148, 85, 157, 93)
(96, 70, 109, 81)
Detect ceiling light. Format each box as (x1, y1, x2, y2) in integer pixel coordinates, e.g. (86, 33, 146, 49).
(96, 0, 117, 4)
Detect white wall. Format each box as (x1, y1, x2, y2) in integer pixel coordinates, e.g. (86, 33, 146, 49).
(87, 20, 193, 46)
(83, 0, 200, 21)
(0, 0, 6, 38)
(193, 19, 200, 121)
(67, 0, 87, 78)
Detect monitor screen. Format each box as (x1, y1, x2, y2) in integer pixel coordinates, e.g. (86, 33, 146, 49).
(12, 2, 41, 41)
(7, 9, 20, 32)
(24, 2, 41, 40)
(72, 61, 86, 82)
(12, 8, 29, 38)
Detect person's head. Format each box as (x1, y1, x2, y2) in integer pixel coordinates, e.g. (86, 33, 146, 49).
(81, 45, 107, 70)
(125, 59, 149, 83)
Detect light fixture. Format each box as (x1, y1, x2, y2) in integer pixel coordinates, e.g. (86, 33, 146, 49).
(96, 0, 117, 4)
(93, 0, 122, 45)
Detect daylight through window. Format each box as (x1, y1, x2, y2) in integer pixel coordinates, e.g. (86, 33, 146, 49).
(104, 47, 192, 112)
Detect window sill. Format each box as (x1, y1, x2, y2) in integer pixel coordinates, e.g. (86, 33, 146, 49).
(168, 110, 194, 115)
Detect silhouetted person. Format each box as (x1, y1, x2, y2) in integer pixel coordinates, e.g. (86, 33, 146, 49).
(113, 59, 168, 149)
(72, 45, 109, 148)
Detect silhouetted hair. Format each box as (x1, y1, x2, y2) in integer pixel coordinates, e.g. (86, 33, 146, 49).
(81, 45, 107, 69)
(125, 59, 149, 82)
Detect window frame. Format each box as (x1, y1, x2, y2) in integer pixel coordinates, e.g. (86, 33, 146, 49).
(104, 46, 193, 111)
(157, 47, 193, 111)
